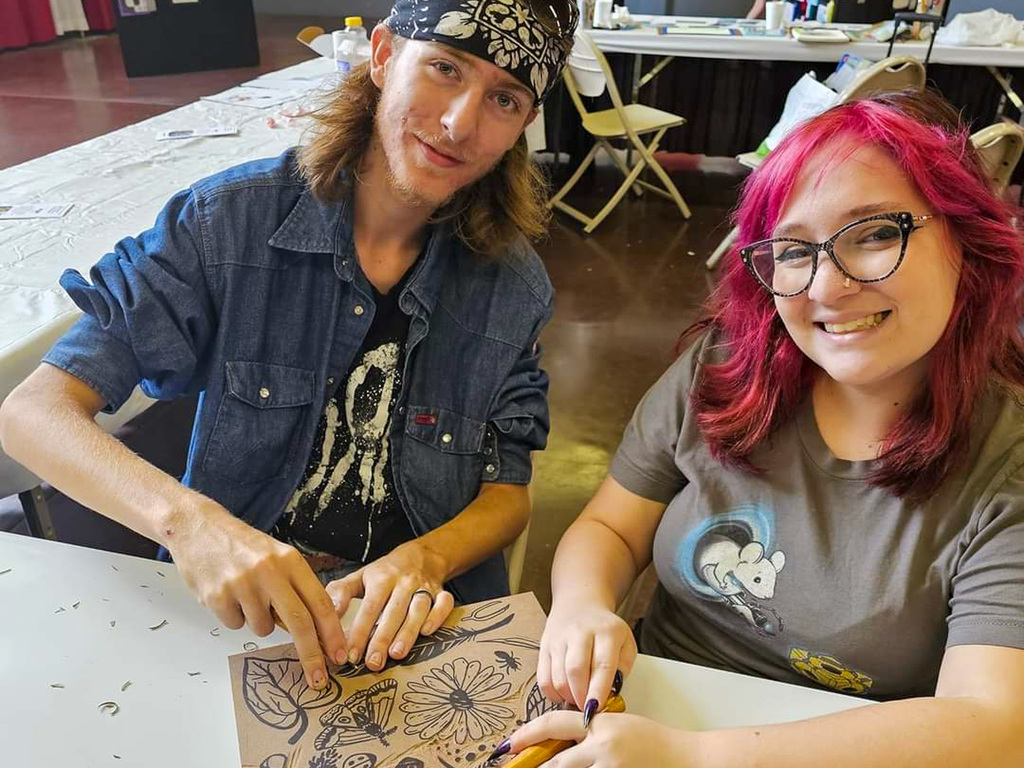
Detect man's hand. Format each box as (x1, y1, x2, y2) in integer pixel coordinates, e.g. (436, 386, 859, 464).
(326, 540, 456, 671)
(166, 502, 348, 689)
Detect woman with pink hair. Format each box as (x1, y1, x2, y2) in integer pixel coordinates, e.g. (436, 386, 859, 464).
(497, 89, 1024, 766)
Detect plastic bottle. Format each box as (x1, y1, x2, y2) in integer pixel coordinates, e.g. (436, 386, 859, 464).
(332, 16, 368, 83)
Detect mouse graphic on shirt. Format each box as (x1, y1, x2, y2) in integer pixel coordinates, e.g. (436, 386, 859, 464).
(676, 506, 787, 636)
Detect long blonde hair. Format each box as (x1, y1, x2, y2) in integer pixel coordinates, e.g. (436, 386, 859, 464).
(297, 62, 550, 258)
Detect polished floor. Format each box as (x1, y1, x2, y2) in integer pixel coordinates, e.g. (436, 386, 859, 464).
(0, 18, 740, 610)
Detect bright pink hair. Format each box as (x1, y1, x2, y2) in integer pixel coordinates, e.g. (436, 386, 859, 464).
(690, 89, 1024, 499)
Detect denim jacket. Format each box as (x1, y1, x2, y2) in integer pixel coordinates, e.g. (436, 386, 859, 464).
(43, 148, 553, 603)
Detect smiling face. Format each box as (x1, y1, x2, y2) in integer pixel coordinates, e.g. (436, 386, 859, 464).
(368, 26, 537, 209)
(772, 143, 962, 397)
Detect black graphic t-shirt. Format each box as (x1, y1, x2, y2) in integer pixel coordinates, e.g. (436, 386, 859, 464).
(274, 276, 416, 564)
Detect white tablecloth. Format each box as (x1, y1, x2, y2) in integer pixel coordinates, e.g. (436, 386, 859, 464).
(589, 16, 1024, 66)
(0, 531, 867, 767)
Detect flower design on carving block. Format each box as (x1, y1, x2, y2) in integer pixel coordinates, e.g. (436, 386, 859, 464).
(400, 658, 514, 745)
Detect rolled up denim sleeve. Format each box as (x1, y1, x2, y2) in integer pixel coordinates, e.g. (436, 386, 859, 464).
(486, 306, 553, 486)
(42, 189, 215, 413)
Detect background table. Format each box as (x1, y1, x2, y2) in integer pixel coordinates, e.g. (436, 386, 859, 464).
(588, 17, 1024, 67)
(0, 531, 868, 766)
(553, 16, 1024, 162)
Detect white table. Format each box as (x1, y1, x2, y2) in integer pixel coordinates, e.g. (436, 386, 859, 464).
(588, 16, 1024, 67)
(0, 531, 868, 767)
(589, 15, 1024, 121)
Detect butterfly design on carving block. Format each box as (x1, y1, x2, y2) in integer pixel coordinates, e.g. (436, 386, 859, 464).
(315, 678, 399, 750)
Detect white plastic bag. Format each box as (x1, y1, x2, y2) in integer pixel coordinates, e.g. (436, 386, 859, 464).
(764, 73, 840, 151)
(935, 9, 1023, 47)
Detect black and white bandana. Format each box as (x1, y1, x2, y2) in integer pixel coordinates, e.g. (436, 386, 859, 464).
(386, 0, 578, 104)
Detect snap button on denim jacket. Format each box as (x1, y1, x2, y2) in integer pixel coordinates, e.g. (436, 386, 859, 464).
(43, 148, 553, 603)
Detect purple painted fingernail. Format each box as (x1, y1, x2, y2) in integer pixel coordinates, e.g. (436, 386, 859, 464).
(613, 669, 624, 695)
(582, 698, 599, 729)
(486, 739, 511, 763)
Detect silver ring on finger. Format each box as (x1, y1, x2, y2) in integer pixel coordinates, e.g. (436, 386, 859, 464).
(411, 589, 435, 606)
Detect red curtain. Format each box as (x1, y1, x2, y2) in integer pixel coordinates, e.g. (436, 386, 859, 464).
(0, 0, 58, 50)
(82, 0, 115, 32)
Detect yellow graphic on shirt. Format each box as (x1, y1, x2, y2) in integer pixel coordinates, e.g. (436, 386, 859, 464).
(789, 648, 874, 695)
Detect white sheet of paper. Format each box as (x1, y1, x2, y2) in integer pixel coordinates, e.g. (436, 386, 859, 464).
(200, 87, 302, 109)
(155, 126, 239, 141)
(0, 203, 74, 220)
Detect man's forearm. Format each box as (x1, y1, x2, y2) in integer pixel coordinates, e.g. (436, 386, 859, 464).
(0, 371, 212, 548)
(690, 695, 1024, 768)
(414, 482, 530, 582)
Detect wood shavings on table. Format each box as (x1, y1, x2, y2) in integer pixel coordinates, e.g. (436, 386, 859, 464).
(149, 619, 169, 631)
(98, 701, 120, 716)
(0, 568, 12, 575)
(121, 681, 132, 692)
(50, 683, 65, 689)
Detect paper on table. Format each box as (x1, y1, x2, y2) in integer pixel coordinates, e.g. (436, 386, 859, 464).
(156, 126, 239, 141)
(228, 594, 555, 768)
(201, 87, 306, 110)
(664, 25, 734, 36)
(0, 203, 74, 220)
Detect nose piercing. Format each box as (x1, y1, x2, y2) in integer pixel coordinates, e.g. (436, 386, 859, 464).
(844, 276, 851, 288)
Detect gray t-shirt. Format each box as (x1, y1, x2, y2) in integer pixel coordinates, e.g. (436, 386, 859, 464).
(611, 332, 1024, 699)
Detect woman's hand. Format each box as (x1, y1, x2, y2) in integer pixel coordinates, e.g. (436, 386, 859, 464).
(506, 711, 694, 768)
(325, 539, 455, 671)
(538, 602, 638, 712)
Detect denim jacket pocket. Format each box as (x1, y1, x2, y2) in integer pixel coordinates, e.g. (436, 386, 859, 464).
(401, 405, 485, 503)
(203, 360, 315, 483)
(405, 406, 486, 454)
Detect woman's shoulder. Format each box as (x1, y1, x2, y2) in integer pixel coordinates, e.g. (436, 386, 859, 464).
(963, 381, 1024, 490)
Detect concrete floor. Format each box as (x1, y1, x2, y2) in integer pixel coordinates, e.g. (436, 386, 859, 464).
(0, 16, 743, 610)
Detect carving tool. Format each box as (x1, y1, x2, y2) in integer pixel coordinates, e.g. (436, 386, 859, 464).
(491, 694, 626, 768)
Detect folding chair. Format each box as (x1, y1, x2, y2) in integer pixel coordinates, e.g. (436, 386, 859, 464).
(971, 122, 1024, 194)
(705, 56, 927, 270)
(548, 31, 691, 235)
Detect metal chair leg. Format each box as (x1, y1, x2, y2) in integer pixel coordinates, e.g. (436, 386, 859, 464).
(706, 226, 739, 270)
(634, 130, 692, 220)
(19, 486, 57, 540)
(583, 157, 648, 234)
(548, 142, 601, 209)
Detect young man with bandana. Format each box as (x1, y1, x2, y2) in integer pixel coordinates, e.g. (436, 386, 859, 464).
(0, 0, 577, 691)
